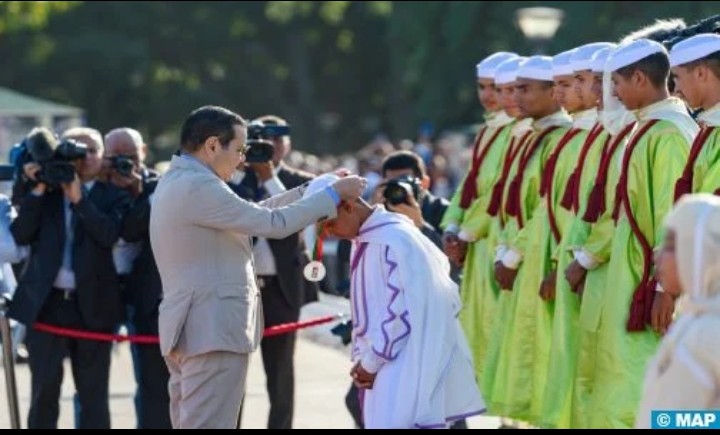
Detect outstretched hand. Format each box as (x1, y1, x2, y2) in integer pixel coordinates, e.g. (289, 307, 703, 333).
(332, 175, 367, 202)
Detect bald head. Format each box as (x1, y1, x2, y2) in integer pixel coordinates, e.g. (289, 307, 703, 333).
(105, 127, 146, 163)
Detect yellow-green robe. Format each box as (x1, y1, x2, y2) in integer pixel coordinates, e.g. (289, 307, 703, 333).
(570, 119, 636, 429)
(455, 118, 515, 387)
(477, 118, 534, 396)
(442, 111, 513, 232)
(585, 98, 697, 428)
(538, 109, 607, 428)
(691, 103, 720, 194)
(485, 111, 572, 423)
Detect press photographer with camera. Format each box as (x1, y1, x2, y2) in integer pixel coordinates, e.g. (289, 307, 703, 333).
(8, 126, 131, 428)
(227, 114, 319, 429)
(104, 127, 171, 429)
(379, 150, 450, 247)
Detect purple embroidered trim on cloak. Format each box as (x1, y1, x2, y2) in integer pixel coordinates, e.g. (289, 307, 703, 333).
(372, 246, 411, 361)
(358, 221, 399, 236)
(351, 242, 370, 341)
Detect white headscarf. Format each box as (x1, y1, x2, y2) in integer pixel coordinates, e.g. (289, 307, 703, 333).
(664, 194, 720, 317)
(601, 66, 636, 135)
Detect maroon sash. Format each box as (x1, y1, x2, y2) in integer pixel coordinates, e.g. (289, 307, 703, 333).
(610, 120, 661, 332)
(673, 126, 716, 201)
(459, 125, 507, 209)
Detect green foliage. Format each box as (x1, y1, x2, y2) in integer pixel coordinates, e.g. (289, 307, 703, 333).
(0, 1, 716, 162)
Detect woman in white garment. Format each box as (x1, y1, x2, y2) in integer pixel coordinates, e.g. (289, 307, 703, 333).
(635, 194, 720, 428)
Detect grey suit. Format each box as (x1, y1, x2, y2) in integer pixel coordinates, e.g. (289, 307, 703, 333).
(149, 155, 337, 429)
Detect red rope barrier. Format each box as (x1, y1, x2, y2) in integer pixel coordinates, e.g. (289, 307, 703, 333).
(33, 314, 346, 344)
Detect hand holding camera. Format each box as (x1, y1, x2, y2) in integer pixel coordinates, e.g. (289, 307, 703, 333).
(386, 193, 424, 228)
(248, 161, 275, 182)
(244, 121, 290, 164)
(17, 127, 87, 190)
(23, 162, 47, 195)
(382, 175, 426, 228)
(107, 155, 142, 197)
(61, 173, 83, 204)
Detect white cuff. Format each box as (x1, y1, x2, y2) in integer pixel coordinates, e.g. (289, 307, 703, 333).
(444, 224, 460, 235)
(361, 352, 385, 374)
(263, 176, 287, 196)
(574, 249, 599, 270)
(494, 244, 508, 263)
(458, 230, 477, 243)
(501, 248, 523, 270)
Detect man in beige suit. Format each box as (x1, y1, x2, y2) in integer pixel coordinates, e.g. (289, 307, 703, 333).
(149, 106, 366, 429)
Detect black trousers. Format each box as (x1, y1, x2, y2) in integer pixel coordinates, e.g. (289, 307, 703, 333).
(25, 290, 112, 429)
(238, 276, 299, 429)
(129, 308, 172, 429)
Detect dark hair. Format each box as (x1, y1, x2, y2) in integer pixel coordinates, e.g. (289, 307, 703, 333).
(683, 51, 720, 81)
(180, 106, 246, 153)
(616, 52, 670, 89)
(381, 150, 427, 178)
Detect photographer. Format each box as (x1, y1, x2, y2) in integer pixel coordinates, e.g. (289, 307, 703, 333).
(227, 115, 317, 429)
(380, 150, 450, 247)
(105, 127, 171, 429)
(8, 127, 131, 429)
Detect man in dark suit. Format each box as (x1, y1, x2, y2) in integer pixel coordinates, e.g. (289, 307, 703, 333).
(105, 127, 171, 429)
(9, 127, 130, 429)
(229, 115, 317, 429)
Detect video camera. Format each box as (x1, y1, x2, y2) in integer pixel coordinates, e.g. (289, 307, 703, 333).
(15, 127, 87, 188)
(382, 175, 422, 206)
(107, 155, 135, 177)
(245, 121, 290, 163)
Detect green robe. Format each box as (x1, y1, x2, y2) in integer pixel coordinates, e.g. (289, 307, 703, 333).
(571, 125, 631, 429)
(693, 104, 720, 194)
(539, 122, 608, 429)
(456, 121, 515, 389)
(486, 111, 572, 423)
(478, 119, 534, 397)
(586, 107, 694, 428)
(442, 111, 513, 231)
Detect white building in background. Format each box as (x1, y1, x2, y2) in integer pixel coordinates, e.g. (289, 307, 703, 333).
(0, 86, 84, 163)
(0, 87, 84, 195)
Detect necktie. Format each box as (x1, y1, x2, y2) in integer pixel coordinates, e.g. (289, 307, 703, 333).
(63, 199, 74, 271)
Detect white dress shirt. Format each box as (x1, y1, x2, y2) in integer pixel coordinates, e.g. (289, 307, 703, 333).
(230, 167, 287, 276)
(53, 180, 95, 290)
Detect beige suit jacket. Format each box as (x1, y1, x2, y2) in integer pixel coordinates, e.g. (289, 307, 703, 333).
(149, 155, 336, 357)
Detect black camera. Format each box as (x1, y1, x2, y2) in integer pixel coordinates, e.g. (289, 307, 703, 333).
(244, 121, 291, 163)
(18, 127, 87, 187)
(108, 155, 135, 177)
(383, 175, 421, 206)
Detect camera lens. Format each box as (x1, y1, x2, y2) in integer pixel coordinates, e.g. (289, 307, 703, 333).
(383, 182, 410, 206)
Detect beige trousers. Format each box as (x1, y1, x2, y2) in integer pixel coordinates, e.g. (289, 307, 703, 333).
(165, 350, 249, 429)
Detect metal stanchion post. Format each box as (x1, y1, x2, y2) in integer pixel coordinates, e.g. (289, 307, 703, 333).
(0, 296, 20, 429)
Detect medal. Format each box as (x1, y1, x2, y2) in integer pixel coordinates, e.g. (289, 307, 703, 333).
(304, 261, 327, 282)
(304, 224, 327, 282)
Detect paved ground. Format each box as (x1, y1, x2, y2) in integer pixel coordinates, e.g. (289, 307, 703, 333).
(0, 294, 500, 429)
